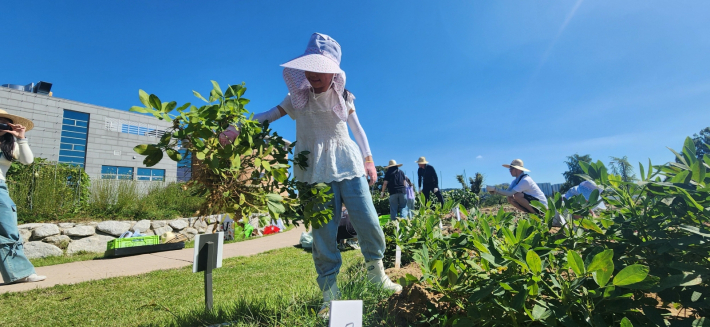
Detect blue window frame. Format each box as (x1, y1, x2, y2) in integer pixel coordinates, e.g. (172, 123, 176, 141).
(137, 168, 165, 181)
(101, 166, 134, 180)
(59, 110, 89, 167)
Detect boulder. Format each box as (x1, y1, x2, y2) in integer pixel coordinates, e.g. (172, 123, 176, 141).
(96, 221, 132, 237)
(205, 216, 216, 224)
(32, 224, 60, 240)
(43, 235, 71, 249)
(143, 230, 155, 236)
(57, 223, 76, 228)
(151, 221, 165, 229)
(131, 220, 151, 233)
(205, 224, 217, 233)
(23, 241, 63, 259)
(64, 225, 95, 237)
(66, 235, 115, 255)
(169, 219, 188, 231)
(180, 228, 198, 240)
(194, 219, 207, 230)
(87, 222, 99, 227)
(17, 223, 45, 230)
(153, 226, 173, 237)
(19, 229, 31, 244)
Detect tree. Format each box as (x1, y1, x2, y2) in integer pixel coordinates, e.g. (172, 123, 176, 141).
(691, 127, 710, 160)
(608, 156, 637, 182)
(469, 173, 484, 194)
(560, 154, 593, 193)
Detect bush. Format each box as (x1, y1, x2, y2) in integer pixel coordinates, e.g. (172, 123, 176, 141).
(395, 137, 709, 326)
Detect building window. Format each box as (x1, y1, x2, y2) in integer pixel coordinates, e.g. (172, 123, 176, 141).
(104, 117, 165, 138)
(101, 166, 134, 180)
(177, 149, 192, 182)
(59, 110, 89, 167)
(137, 168, 165, 181)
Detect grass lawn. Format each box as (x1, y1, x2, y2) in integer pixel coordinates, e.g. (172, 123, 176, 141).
(29, 225, 295, 268)
(2, 247, 395, 327)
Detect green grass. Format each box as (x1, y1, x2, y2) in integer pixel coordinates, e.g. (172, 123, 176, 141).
(0, 247, 397, 327)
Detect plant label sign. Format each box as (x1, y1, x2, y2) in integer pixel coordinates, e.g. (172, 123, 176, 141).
(329, 300, 362, 327)
(193, 232, 224, 273)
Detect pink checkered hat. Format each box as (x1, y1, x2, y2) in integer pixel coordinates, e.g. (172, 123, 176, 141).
(281, 33, 349, 121)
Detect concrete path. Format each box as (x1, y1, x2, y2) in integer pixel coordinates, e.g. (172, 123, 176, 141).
(0, 225, 307, 294)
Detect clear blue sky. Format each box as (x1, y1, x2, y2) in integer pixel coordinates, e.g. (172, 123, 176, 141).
(3, 1, 710, 188)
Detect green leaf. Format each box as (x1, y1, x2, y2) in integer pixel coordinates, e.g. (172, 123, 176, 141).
(162, 101, 177, 113)
(149, 94, 162, 110)
(620, 317, 633, 327)
(144, 150, 163, 167)
(692, 318, 710, 327)
(133, 144, 158, 155)
(266, 201, 285, 215)
(613, 264, 649, 286)
(526, 250, 542, 275)
(211, 80, 223, 97)
(567, 250, 585, 276)
(639, 162, 646, 181)
(588, 249, 614, 287)
(265, 193, 283, 202)
(166, 149, 182, 161)
(193, 90, 208, 102)
(176, 102, 190, 112)
(129, 106, 150, 113)
(531, 304, 550, 321)
(195, 152, 205, 160)
(581, 219, 604, 234)
(139, 89, 150, 107)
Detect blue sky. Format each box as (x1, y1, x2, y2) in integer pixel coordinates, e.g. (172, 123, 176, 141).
(3, 1, 710, 188)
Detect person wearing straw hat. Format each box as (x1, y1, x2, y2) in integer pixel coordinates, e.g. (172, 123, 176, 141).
(0, 110, 46, 284)
(380, 160, 407, 221)
(218, 33, 401, 317)
(489, 159, 548, 214)
(416, 157, 444, 206)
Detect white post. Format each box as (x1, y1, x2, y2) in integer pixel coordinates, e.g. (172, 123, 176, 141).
(395, 221, 401, 269)
(456, 206, 461, 221)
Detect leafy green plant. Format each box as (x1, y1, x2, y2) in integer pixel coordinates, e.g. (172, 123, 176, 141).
(130, 81, 333, 228)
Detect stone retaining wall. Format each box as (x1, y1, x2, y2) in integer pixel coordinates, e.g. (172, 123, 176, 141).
(17, 214, 266, 259)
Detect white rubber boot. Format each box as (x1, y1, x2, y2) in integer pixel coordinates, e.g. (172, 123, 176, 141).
(366, 260, 403, 293)
(318, 282, 339, 319)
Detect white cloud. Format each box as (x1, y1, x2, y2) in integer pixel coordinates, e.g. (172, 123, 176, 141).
(476, 155, 483, 159)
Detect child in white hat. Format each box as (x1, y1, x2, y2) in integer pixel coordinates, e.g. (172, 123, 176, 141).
(219, 33, 401, 317)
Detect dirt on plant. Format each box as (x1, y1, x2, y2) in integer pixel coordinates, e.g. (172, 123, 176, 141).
(382, 283, 443, 325)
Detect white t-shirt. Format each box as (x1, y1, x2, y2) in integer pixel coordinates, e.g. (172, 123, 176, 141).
(508, 175, 548, 207)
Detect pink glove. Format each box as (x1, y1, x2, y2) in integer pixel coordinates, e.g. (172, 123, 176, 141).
(365, 161, 377, 186)
(219, 125, 240, 146)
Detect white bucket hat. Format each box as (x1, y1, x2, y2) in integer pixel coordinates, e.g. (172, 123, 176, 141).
(385, 160, 403, 168)
(281, 33, 349, 122)
(503, 159, 530, 172)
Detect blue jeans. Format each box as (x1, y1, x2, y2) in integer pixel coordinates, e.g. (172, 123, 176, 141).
(312, 176, 385, 293)
(388, 193, 406, 220)
(404, 198, 415, 219)
(0, 181, 35, 283)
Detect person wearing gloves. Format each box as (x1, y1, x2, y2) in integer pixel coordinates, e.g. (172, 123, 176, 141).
(554, 180, 607, 226)
(380, 160, 407, 221)
(0, 110, 46, 284)
(489, 159, 548, 214)
(416, 157, 444, 206)
(219, 33, 401, 318)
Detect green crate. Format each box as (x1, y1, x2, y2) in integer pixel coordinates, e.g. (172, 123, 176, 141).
(378, 215, 390, 226)
(106, 235, 160, 251)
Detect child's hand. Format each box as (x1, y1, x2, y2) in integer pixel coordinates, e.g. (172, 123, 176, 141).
(365, 161, 377, 186)
(219, 125, 239, 145)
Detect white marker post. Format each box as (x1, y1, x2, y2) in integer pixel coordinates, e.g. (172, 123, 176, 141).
(395, 221, 401, 269)
(456, 206, 461, 221)
(329, 300, 363, 327)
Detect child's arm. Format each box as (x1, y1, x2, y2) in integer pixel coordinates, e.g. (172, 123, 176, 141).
(346, 110, 377, 185)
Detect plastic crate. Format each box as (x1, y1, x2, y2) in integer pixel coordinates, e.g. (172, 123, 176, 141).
(106, 235, 160, 251)
(378, 215, 390, 226)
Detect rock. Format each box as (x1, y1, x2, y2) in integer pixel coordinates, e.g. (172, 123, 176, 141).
(66, 235, 115, 255)
(197, 227, 206, 233)
(153, 226, 173, 237)
(32, 224, 60, 239)
(194, 219, 207, 230)
(143, 230, 155, 236)
(96, 221, 132, 237)
(43, 235, 71, 249)
(205, 224, 217, 233)
(131, 220, 151, 233)
(87, 222, 99, 227)
(19, 229, 31, 243)
(151, 221, 165, 229)
(57, 223, 75, 228)
(169, 219, 188, 231)
(64, 225, 95, 237)
(23, 241, 63, 259)
(180, 228, 198, 240)
(17, 223, 45, 230)
(206, 216, 216, 224)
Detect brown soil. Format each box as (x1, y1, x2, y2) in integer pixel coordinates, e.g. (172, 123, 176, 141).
(383, 283, 443, 325)
(385, 262, 422, 282)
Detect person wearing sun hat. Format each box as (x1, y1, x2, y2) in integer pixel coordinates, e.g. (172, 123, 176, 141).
(218, 33, 400, 317)
(380, 160, 407, 221)
(489, 159, 548, 214)
(416, 156, 444, 206)
(0, 109, 46, 284)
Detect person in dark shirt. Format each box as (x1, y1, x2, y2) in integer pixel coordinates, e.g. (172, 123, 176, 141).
(416, 156, 444, 206)
(380, 160, 407, 220)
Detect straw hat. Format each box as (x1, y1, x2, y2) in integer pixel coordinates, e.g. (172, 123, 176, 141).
(385, 160, 403, 168)
(281, 33, 349, 122)
(415, 157, 428, 164)
(502, 159, 530, 172)
(0, 109, 34, 131)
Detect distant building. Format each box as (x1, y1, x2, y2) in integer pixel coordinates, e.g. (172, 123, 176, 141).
(538, 182, 564, 197)
(0, 82, 177, 181)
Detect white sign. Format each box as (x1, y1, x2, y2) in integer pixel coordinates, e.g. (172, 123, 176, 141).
(192, 232, 224, 273)
(329, 300, 363, 327)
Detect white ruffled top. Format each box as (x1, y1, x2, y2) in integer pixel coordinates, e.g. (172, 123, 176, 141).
(279, 89, 365, 184)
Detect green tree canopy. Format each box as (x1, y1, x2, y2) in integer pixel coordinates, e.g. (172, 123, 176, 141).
(608, 155, 637, 182)
(691, 127, 710, 160)
(560, 154, 593, 193)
